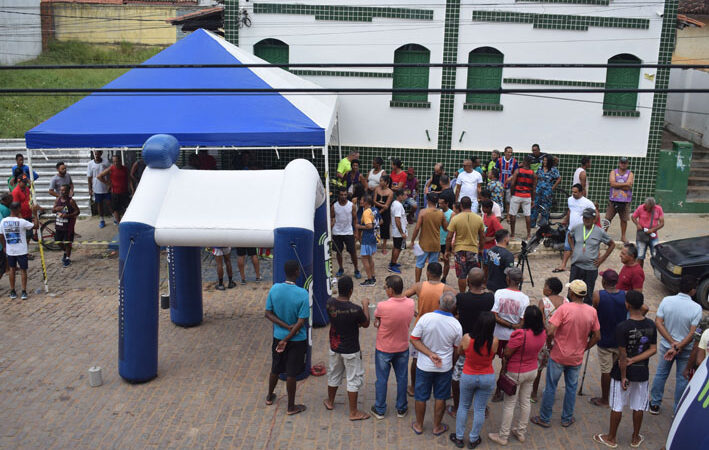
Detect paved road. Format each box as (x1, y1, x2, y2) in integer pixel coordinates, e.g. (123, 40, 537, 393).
(0, 216, 704, 449)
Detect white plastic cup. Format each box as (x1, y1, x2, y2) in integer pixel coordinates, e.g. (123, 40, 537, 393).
(413, 243, 424, 257)
(89, 366, 103, 387)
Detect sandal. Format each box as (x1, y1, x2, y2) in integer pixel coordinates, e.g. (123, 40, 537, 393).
(323, 399, 334, 411)
(432, 423, 448, 436)
(286, 404, 307, 416)
(552, 268, 566, 273)
(446, 404, 457, 418)
(589, 397, 608, 407)
(593, 433, 618, 448)
(449, 433, 464, 448)
(531, 416, 551, 428)
(630, 434, 645, 448)
(411, 421, 423, 435)
(265, 393, 277, 405)
(561, 417, 575, 427)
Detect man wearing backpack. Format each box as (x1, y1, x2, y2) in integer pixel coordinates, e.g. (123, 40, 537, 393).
(356, 195, 379, 287)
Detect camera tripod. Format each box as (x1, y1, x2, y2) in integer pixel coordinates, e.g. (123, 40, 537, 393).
(517, 240, 535, 288)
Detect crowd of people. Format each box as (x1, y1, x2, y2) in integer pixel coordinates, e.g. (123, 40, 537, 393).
(261, 146, 708, 449)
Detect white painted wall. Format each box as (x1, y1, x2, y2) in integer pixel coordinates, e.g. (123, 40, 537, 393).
(0, 0, 41, 65)
(666, 68, 709, 147)
(238, 0, 664, 156)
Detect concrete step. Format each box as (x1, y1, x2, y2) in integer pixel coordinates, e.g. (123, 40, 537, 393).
(691, 159, 709, 169)
(688, 176, 709, 184)
(686, 190, 709, 202)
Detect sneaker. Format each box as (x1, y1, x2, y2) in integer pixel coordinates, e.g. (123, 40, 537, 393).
(21, 291, 28, 300)
(266, 254, 273, 260)
(396, 407, 408, 418)
(255, 277, 262, 282)
(62, 254, 67, 263)
(354, 270, 362, 279)
(370, 405, 385, 420)
(387, 265, 401, 274)
(441, 276, 447, 284)
(216, 283, 225, 291)
(9, 290, 17, 299)
(113, 219, 119, 226)
(240, 279, 246, 285)
(511, 430, 526, 443)
(487, 433, 508, 446)
(99, 220, 105, 229)
(360, 279, 376, 287)
(335, 268, 344, 277)
(391, 262, 401, 268)
(63, 258, 71, 267)
(648, 404, 660, 415)
(227, 281, 236, 289)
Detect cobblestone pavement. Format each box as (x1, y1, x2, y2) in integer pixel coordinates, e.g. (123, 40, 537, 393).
(0, 216, 705, 449)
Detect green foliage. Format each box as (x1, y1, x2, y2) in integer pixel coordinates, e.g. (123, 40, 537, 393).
(0, 41, 163, 138)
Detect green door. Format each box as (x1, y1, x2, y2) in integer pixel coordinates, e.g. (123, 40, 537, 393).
(467, 49, 503, 105)
(604, 55, 640, 111)
(254, 39, 289, 66)
(393, 45, 430, 102)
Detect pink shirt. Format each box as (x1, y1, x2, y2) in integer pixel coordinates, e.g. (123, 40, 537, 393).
(632, 205, 663, 238)
(507, 328, 547, 373)
(375, 297, 415, 353)
(549, 302, 600, 366)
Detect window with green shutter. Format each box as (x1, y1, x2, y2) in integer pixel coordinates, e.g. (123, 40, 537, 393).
(254, 39, 289, 66)
(391, 44, 430, 107)
(465, 47, 503, 109)
(603, 54, 641, 115)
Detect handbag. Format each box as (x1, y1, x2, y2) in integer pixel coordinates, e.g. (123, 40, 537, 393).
(635, 208, 654, 244)
(496, 330, 526, 396)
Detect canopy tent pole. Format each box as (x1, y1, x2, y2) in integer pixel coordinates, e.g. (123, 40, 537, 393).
(323, 145, 332, 260)
(26, 148, 49, 294)
(335, 112, 342, 161)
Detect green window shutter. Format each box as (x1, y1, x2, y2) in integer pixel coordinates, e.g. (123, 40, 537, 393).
(254, 39, 289, 66)
(467, 48, 503, 105)
(392, 45, 430, 102)
(603, 55, 640, 111)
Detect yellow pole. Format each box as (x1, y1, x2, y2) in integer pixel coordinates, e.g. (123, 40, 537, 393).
(26, 148, 49, 293)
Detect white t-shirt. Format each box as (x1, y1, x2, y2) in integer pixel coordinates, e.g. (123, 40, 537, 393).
(0, 217, 34, 256)
(456, 170, 483, 202)
(390, 200, 407, 238)
(492, 288, 530, 340)
(368, 169, 383, 190)
(491, 201, 502, 218)
(698, 329, 709, 352)
(573, 167, 589, 197)
(87, 159, 111, 194)
(411, 310, 463, 372)
(567, 196, 595, 231)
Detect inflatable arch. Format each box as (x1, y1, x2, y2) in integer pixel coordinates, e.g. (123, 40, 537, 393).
(118, 135, 331, 383)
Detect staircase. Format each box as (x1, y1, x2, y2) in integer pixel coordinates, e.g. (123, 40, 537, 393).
(687, 142, 709, 203)
(0, 139, 91, 216)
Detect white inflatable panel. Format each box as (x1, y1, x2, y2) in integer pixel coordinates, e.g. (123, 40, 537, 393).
(123, 159, 324, 247)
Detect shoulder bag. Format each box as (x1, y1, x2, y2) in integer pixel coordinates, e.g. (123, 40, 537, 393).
(497, 330, 526, 396)
(635, 208, 654, 244)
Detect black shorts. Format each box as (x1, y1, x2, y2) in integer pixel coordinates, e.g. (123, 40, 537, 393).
(54, 228, 75, 243)
(236, 247, 257, 256)
(441, 244, 446, 254)
(8, 254, 28, 270)
(392, 237, 405, 250)
(333, 234, 355, 254)
(271, 337, 307, 378)
(0, 250, 6, 274)
(111, 193, 130, 213)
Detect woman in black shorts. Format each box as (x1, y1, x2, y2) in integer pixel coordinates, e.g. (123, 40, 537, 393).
(373, 175, 393, 254)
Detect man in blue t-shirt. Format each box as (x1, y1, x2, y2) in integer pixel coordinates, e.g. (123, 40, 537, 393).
(265, 260, 310, 416)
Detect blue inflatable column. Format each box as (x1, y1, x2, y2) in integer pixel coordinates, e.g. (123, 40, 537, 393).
(118, 222, 160, 383)
(168, 246, 203, 327)
(312, 202, 330, 327)
(273, 227, 314, 381)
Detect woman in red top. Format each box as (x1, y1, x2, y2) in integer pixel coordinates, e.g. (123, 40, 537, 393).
(451, 312, 498, 448)
(488, 305, 547, 445)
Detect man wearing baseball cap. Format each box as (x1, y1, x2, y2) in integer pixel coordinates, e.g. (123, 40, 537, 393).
(532, 279, 600, 429)
(568, 207, 615, 305)
(605, 157, 634, 244)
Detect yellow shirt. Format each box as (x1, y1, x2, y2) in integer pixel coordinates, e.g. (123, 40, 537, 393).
(447, 212, 484, 253)
(337, 158, 351, 176)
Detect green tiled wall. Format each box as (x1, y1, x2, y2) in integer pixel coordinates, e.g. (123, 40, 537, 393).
(518, 0, 609, 4)
(253, 3, 434, 22)
(291, 70, 393, 78)
(390, 100, 431, 108)
(504, 78, 605, 88)
(464, 103, 504, 111)
(471, 11, 649, 30)
(437, 0, 461, 152)
(224, 0, 239, 45)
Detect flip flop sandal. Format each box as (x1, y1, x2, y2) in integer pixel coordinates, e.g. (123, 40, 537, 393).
(552, 268, 566, 273)
(630, 434, 645, 448)
(446, 405, 457, 418)
(349, 412, 370, 421)
(561, 417, 576, 427)
(589, 397, 608, 407)
(411, 422, 423, 435)
(286, 404, 307, 416)
(323, 399, 334, 411)
(432, 423, 448, 436)
(265, 393, 277, 405)
(531, 416, 551, 428)
(593, 433, 618, 448)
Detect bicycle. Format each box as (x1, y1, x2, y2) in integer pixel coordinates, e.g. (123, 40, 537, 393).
(39, 214, 82, 252)
(238, 9, 252, 28)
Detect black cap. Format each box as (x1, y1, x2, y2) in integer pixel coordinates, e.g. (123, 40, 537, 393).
(582, 207, 597, 218)
(619, 157, 629, 163)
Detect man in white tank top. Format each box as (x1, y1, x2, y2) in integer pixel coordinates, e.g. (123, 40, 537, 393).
(573, 156, 591, 198)
(331, 189, 361, 279)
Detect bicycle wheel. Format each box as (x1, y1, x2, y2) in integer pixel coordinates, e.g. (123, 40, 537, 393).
(550, 188, 569, 219)
(40, 220, 62, 251)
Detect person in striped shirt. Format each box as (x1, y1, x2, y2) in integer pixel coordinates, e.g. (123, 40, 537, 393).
(496, 146, 518, 213)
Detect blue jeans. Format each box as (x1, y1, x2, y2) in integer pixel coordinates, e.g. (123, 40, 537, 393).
(456, 373, 495, 441)
(650, 342, 691, 412)
(539, 358, 582, 424)
(636, 237, 659, 260)
(374, 349, 409, 414)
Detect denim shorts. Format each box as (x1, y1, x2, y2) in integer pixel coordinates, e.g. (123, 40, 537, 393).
(361, 243, 377, 256)
(415, 251, 439, 269)
(414, 367, 453, 402)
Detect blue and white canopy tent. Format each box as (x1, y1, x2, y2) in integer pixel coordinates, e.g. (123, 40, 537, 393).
(24, 29, 338, 382)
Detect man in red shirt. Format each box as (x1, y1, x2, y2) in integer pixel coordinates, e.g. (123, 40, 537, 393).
(617, 243, 645, 292)
(98, 155, 131, 225)
(197, 149, 217, 170)
(390, 158, 407, 191)
(631, 197, 664, 267)
(12, 175, 38, 243)
(507, 156, 537, 241)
